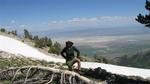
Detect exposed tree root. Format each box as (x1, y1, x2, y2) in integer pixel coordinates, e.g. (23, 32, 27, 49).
(0, 66, 101, 84)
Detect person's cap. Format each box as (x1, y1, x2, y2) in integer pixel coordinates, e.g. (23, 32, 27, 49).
(66, 41, 74, 45)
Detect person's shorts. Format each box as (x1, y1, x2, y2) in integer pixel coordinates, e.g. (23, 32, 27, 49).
(66, 58, 77, 67)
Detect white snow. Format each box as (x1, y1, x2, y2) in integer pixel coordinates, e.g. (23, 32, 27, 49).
(0, 35, 150, 79)
(0, 35, 65, 63)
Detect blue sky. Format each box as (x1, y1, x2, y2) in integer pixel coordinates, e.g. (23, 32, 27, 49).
(0, 0, 147, 32)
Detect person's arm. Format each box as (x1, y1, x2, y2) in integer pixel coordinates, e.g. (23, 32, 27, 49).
(61, 48, 66, 59)
(73, 47, 80, 58)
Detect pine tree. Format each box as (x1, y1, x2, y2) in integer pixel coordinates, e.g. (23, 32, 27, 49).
(34, 35, 40, 47)
(14, 30, 17, 35)
(35, 38, 44, 48)
(24, 29, 32, 39)
(33, 35, 39, 41)
(136, 0, 150, 27)
(47, 38, 52, 47)
(43, 36, 48, 47)
(48, 46, 56, 54)
(48, 42, 61, 55)
(53, 42, 61, 54)
(0, 28, 6, 32)
(38, 38, 43, 47)
(11, 30, 17, 36)
(24, 29, 30, 38)
(29, 34, 33, 40)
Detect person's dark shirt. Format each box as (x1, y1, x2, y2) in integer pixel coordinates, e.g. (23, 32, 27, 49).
(61, 46, 80, 60)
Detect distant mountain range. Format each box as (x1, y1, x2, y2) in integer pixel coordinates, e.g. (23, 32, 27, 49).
(33, 25, 150, 38)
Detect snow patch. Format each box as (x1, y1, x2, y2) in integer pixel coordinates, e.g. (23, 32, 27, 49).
(0, 35, 150, 79)
(0, 35, 65, 63)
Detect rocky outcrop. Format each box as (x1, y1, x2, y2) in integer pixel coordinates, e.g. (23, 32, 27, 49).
(82, 67, 150, 84)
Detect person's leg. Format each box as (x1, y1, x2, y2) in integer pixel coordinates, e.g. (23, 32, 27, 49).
(74, 58, 81, 72)
(66, 58, 81, 72)
(68, 66, 73, 71)
(66, 60, 73, 71)
(70, 58, 81, 72)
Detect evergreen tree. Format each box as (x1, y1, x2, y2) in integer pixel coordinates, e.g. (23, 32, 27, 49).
(34, 36, 53, 48)
(48, 42, 61, 55)
(32, 34, 61, 55)
(43, 36, 48, 47)
(48, 46, 56, 54)
(39, 38, 45, 48)
(47, 38, 52, 47)
(34, 38, 44, 48)
(136, 0, 150, 27)
(34, 35, 40, 47)
(11, 30, 17, 36)
(29, 34, 33, 40)
(53, 42, 61, 54)
(0, 28, 6, 32)
(24, 29, 30, 38)
(24, 29, 32, 39)
(14, 30, 17, 35)
(33, 35, 39, 41)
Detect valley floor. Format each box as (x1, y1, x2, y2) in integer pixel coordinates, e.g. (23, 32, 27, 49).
(0, 34, 150, 80)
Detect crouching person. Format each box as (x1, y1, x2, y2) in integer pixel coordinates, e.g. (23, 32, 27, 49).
(61, 41, 81, 72)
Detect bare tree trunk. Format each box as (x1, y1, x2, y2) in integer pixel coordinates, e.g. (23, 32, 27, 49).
(0, 66, 102, 84)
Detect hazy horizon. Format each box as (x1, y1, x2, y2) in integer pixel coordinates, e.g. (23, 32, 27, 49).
(1, 0, 150, 57)
(0, 0, 147, 35)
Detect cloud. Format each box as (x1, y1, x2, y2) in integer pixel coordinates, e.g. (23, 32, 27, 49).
(46, 16, 138, 30)
(1, 16, 139, 32)
(0, 22, 29, 32)
(10, 20, 16, 24)
(19, 25, 27, 28)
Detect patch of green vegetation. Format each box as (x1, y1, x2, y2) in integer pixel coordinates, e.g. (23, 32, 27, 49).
(79, 39, 150, 59)
(0, 80, 11, 84)
(0, 28, 62, 55)
(117, 50, 150, 69)
(0, 55, 50, 70)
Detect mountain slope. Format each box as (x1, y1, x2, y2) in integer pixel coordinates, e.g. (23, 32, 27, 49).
(0, 35, 65, 63)
(0, 35, 150, 79)
(118, 50, 150, 69)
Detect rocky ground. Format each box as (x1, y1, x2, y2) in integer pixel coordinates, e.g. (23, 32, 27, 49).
(81, 67, 150, 84)
(0, 51, 150, 84)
